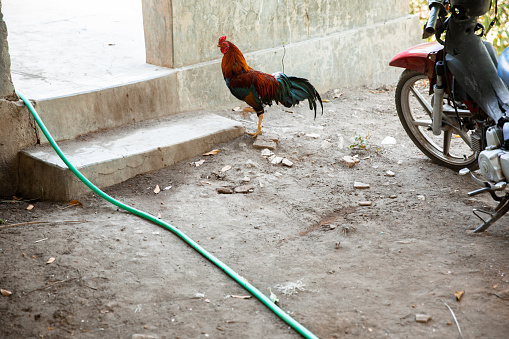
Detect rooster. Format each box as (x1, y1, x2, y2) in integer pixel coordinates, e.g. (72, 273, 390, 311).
(218, 36, 323, 137)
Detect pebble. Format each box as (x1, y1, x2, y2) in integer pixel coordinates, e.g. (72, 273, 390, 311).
(216, 187, 233, 194)
(253, 138, 277, 150)
(417, 195, 426, 201)
(354, 181, 370, 189)
(242, 176, 251, 182)
(389, 194, 397, 199)
(343, 156, 359, 168)
(359, 201, 372, 206)
(271, 156, 284, 165)
(282, 158, 294, 167)
(415, 314, 432, 323)
(132, 335, 160, 339)
(234, 185, 255, 194)
(261, 148, 274, 157)
(385, 170, 395, 177)
(245, 159, 259, 168)
(381, 136, 397, 145)
(305, 133, 321, 139)
(321, 140, 332, 149)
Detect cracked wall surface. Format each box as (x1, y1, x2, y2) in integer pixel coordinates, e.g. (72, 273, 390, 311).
(147, 0, 411, 68)
(0, 2, 37, 197)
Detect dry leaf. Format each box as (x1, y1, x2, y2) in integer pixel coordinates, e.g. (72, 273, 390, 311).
(1, 288, 12, 296)
(203, 149, 220, 156)
(46, 257, 56, 264)
(68, 199, 83, 207)
(26, 204, 34, 210)
(220, 165, 232, 172)
(154, 185, 160, 194)
(231, 295, 252, 299)
(454, 290, 465, 301)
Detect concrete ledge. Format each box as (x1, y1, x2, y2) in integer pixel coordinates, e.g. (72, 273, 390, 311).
(19, 112, 244, 201)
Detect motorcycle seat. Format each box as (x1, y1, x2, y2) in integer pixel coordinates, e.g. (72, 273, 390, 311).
(498, 47, 509, 86)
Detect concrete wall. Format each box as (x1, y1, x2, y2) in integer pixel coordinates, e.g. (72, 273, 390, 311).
(0, 1, 37, 197)
(146, 0, 412, 68)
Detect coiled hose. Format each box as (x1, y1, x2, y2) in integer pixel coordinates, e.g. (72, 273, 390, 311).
(17, 90, 318, 339)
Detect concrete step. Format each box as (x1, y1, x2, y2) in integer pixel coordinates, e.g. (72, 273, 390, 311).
(18, 112, 244, 201)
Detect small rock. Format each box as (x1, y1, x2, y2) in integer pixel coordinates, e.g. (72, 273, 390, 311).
(234, 185, 255, 194)
(271, 156, 284, 165)
(385, 170, 395, 177)
(359, 201, 372, 206)
(305, 133, 321, 139)
(381, 136, 397, 145)
(216, 187, 233, 194)
(253, 137, 277, 150)
(132, 335, 160, 339)
(245, 159, 259, 168)
(274, 172, 283, 178)
(354, 181, 370, 189)
(343, 156, 360, 168)
(321, 140, 332, 149)
(242, 176, 251, 182)
(415, 314, 432, 323)
(417, 195, 426, 201)
(389, 194, 397, 199)
(282, 158, 294, 167)
(261, 149, 274, 157)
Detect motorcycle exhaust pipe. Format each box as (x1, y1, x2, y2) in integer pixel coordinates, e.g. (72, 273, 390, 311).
(432, 61, 445, 136)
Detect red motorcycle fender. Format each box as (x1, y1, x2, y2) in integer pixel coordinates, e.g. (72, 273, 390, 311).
(389, 42, 443, 78)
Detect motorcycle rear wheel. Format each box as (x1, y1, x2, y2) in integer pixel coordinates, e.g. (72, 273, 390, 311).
(395, 69, 478, 171)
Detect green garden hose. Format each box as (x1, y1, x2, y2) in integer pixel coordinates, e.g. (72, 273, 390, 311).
(17, 90, 318, 339)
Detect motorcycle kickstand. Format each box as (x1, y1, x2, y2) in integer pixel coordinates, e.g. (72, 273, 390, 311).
(471, 197, 509, 233)
(459, 168, 509, 232)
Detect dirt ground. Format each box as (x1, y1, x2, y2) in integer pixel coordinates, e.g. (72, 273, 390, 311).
(1, 86, 508, 339)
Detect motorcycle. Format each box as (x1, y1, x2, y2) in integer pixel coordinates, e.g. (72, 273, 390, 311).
(389, 0, 509, 232)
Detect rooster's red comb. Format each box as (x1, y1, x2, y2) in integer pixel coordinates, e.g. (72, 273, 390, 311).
(218, 36, 227, 43)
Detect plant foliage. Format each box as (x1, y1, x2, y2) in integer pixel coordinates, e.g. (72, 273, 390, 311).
(409, 0, 509, 53)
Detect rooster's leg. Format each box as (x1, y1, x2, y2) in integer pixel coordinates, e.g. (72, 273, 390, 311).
(247, 111, 263, 138)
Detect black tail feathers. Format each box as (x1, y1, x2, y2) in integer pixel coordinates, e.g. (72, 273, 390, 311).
(274, 72, 323, 119)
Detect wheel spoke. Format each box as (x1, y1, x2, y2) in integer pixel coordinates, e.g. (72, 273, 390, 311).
(443, 128, 452, 156)
(442, 116, 472, 148)
(410, 85, 432, 116)
(412, 119, 432, 127)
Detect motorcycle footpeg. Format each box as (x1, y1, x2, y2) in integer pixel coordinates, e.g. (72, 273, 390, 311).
(459, 168, 507, 196)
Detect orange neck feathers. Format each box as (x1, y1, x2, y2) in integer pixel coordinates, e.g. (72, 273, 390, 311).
(221, 41, 250, 78)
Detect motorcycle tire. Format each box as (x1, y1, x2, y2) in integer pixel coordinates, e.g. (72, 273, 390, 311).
(395, 69, 478, 171)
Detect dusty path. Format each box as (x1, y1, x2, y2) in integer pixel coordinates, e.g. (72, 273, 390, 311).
(1, 86, 508, 338)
